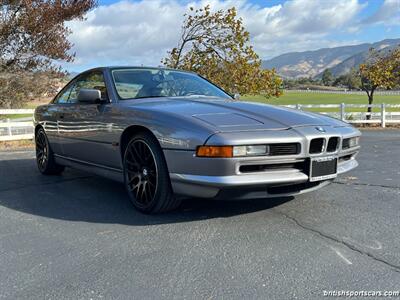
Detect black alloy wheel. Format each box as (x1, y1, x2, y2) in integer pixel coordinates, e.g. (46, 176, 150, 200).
(36, 129, 48, 171)
(125, 139, 157, 206)
(35, 128, 65, 175)
(123, 132, 181, 213)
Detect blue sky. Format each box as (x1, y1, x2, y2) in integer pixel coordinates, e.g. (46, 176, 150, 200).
(64, 0, 400, 71)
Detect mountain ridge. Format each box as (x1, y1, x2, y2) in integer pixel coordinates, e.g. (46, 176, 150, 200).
(262, 38, 400, 79)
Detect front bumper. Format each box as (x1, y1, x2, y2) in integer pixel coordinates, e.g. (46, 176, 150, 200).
(164, 125, 360, 199)
(168, 156, 358, 199)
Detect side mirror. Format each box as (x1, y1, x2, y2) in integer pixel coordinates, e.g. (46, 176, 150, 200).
(77, 88, 101, 103)
(233, 93, 240, 100)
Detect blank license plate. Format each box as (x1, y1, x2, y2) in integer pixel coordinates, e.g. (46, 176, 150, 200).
(310, 156, 337, 182)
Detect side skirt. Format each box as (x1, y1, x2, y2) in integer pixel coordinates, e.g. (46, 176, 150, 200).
(54, 154, 124, 183)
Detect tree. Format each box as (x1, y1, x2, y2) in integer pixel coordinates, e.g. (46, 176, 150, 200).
(360, 47, 400, 118)
(333, 68, 361, 90)
(0, 70, 64, 108)
(321, 68, 334, 86)
(346, 68, 362, 90)
(162, 5, 282, 98)
(0, 0, 97, 108)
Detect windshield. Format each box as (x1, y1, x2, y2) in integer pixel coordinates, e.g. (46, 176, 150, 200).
(112, 68, 231, 100)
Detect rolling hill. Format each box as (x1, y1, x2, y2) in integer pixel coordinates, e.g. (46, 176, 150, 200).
(262, 38, 400, 79)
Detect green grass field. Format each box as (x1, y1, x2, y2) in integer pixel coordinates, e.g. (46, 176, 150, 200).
(243, 92, 400, 113)
(243, 92, 400, 105)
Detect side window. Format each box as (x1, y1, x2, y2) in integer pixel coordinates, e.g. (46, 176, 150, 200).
(68, 82, 80, 103)
(53, 83, 74, 104)
(69, 71, 108, 103)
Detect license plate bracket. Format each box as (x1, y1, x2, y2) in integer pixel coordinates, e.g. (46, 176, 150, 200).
(309, 156, 338, 182)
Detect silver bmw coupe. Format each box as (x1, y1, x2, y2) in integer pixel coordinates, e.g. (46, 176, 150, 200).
(34, 66, 361, 213)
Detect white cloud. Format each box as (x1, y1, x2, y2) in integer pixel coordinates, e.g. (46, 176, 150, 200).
(237, 0, 365, 58)
(62, 0, 376, 71)
(66, 0, 185, 68)
(362, 0, 400, 25)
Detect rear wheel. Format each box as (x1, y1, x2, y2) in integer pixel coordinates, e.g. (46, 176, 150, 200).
(123, 132, 181, 213)
(35, 128, 65, 175)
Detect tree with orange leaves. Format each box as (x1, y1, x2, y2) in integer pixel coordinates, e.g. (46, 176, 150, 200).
(163, 5, 282, 99)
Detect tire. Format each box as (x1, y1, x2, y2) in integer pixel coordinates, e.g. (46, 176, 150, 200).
(123, 132, 181, 214)
(35, 128, 65, 175)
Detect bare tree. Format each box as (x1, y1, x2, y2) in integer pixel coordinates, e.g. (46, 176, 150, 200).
(0, 0, 97, 108)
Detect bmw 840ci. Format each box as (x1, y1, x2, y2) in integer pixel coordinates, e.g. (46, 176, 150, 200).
(34, 67, 361, 213)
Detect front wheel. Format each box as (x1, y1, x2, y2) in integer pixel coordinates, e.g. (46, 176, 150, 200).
(123, 132, 181, 213)
(35, 128, 65, 175)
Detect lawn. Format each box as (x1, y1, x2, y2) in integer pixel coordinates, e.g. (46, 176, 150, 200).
(0, 113, 33, 120)
(243, 92, 400, 113)
(242, 92, 400, 105)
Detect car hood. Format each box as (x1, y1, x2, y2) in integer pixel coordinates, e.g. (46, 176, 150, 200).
(127, 96, 349, 132)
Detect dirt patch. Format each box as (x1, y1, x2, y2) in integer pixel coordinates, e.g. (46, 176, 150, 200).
(355, 123, 400, 130)
(0, 139, 34, 151)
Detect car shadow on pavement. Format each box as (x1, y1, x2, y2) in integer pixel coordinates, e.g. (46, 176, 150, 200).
(0, 159, 294, 226)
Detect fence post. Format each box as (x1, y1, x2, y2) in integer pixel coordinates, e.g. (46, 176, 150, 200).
(381, 103, 386, 128)
(340, 103, 345, 121)
(6, 118, 12, 137)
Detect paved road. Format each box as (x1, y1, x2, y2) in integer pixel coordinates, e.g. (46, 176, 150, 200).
(0, 130, 399, 299)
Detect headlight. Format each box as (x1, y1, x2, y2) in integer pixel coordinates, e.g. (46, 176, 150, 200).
(233, 145, 269, 157)
(348, 137, 359, 148)
(343, 137, 360, 149)
(196, 145, 269, 158)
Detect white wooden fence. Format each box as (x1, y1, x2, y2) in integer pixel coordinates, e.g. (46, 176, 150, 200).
(284, 103, 400, 128)
(0, 109, 35, 141)
(1, 104, 399, 141)
(285, 89, 400, 95)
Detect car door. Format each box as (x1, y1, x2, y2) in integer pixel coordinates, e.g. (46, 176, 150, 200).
(46, 82, 76, 154)
(57, 71, 112, 165)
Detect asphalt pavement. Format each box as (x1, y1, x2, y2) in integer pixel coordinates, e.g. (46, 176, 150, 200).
(0, 130, 399, 299)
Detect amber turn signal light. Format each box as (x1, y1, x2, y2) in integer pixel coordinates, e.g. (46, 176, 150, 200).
(196, 146, 233, 158)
